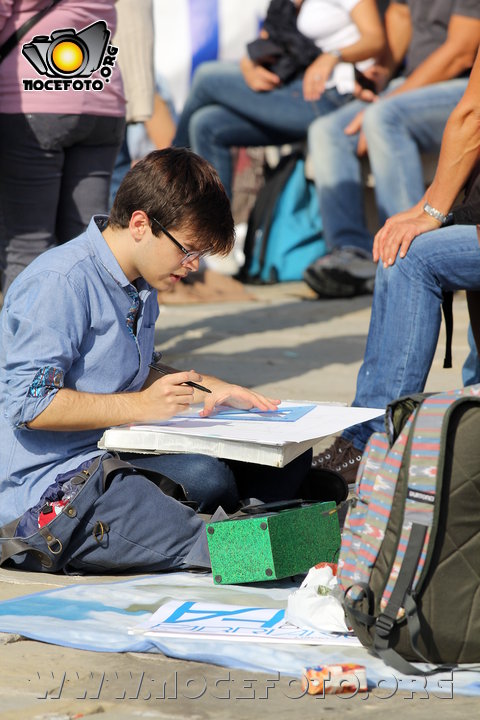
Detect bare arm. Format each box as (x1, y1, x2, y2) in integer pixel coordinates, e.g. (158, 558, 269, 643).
(346, 11, 480, 151)
(388, 14, 480, 98)
(27, 370, 281, 430)
(373, 48, 480, 265)
(144, 93, 176, 149)
(381, 1, 412, 74)
(351, 2, 412, 101)
(304, 0, 386, 100)
(26, 370, 202, 430)
(332, 0, 386, 64)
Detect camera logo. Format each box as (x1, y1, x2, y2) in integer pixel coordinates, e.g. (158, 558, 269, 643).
(22, 20, 118, 92)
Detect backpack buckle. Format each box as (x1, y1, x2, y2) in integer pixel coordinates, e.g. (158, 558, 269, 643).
(375, 613, 395, 638)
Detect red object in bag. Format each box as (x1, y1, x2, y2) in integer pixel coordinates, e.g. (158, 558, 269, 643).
(38, 500, 69, 528)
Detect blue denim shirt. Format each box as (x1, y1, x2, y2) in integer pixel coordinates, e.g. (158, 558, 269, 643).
(0, 216, 159, 526)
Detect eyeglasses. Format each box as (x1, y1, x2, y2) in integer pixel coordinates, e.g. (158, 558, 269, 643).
(151, 216, 210, 266)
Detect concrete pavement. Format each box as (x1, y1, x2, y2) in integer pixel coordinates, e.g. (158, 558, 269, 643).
(0, 282, 474, 719)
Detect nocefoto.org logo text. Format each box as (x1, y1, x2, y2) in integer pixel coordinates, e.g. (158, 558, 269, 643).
(22, 20, 118, 91)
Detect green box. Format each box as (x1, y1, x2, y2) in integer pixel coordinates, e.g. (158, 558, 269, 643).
(206, 502, 341, 585)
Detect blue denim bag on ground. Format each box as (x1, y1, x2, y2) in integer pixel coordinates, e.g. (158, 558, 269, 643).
(0, 453, 205, 574)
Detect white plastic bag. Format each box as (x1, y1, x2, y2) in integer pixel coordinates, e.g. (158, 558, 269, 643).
(286, 563, 349, 634)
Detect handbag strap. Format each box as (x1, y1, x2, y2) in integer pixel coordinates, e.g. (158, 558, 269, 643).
(0, 518, 33, 565)
(101, 455, 191, 504)
(0, 0, 64, 64)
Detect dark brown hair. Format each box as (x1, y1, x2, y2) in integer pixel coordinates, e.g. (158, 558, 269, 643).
(108, 148, 235, 255)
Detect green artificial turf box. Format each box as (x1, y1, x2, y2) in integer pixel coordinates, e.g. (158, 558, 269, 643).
(206, 501, 341, 585)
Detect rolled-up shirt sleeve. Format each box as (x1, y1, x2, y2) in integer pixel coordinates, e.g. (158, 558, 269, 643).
(1, 271, 89, 428)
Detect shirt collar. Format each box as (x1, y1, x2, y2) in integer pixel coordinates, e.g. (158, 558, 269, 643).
(86, 215, 150, 293)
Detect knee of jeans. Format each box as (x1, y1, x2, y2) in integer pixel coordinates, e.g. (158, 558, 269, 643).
(363, 100, 401, 141)
(374, 259, 403, 292)
(190, 106, 212, 140)
(182, 454, 238, 512)
(190, 60, 226, 95)
(191, 60, 218, 85)
(308, 112, 342, 151)
(189, 106, 224, 152)
(388, 240, 429, 284)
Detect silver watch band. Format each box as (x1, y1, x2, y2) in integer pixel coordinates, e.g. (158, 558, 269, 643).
(423, 202, 447, 224)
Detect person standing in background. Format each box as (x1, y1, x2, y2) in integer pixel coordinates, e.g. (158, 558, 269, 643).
(0, 0, 126, 293)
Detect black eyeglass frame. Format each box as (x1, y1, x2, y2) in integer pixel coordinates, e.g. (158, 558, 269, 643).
(151, 216, 210, 266)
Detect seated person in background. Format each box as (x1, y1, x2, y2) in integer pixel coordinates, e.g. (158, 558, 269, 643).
(0, 148, 313, 572)
(310, 47, 480, 484)
(173, 0, 386, 199)
(304, 0, 480, 298)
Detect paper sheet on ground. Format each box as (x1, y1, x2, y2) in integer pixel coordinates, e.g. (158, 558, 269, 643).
(125, 401, 384, 445)
(0, 573, 478, 695)
(132, 599, 360, 647)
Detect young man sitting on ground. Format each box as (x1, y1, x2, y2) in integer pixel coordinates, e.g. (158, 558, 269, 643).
(0, 148, 312, 573)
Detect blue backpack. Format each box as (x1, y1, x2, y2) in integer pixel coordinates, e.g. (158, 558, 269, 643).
(240, 151, 325, 283)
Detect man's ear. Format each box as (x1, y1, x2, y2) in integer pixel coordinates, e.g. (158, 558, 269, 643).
(129, 210, 150, 240)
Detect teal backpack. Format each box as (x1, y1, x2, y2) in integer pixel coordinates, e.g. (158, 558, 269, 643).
(240, 151, 325, 283)
(338, 386, 480, 673)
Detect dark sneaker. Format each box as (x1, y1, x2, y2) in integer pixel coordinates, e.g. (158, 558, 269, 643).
(311, 436, 363, 487)
(303, 246, 376, 298)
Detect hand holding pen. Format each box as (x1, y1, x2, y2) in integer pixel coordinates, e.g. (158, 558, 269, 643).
(148, 360, 211, 393)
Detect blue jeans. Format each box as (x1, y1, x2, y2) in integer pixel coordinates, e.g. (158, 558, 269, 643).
(307, 79, 468, 253)
(342, 224, 480, 451)
(119, 449, 312, 513)
(0, 113, 125, 293)
(173, 61, 354, 198)
(462, 324, 480, 385)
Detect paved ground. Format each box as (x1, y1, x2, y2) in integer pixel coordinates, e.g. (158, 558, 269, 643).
(0, 282, 474, 719)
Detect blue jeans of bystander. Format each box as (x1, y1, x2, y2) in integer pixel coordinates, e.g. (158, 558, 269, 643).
(307, 79, 468, 253)
(341, 224, 480, 451)
(173, 61, 353, 198)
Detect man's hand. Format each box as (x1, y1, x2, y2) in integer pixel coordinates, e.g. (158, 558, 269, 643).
(240, 56, 281, 92)
(346, 63, 388, 154)
(344, 110, 369, 156)
(28, 369, 206, 432)
(373, 208, 441, 266)
(198, 381, 281, 418)
(140, 370, 203, 420)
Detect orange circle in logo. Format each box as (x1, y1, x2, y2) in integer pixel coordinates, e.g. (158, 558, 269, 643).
(51, 41, 84, 73)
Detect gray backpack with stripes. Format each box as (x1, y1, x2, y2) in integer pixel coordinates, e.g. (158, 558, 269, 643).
(338, 386, 480, 673)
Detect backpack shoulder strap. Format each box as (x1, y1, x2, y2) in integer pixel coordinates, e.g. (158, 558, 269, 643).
(442, 291, 453, 369)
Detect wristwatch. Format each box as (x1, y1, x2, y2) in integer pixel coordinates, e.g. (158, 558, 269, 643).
(423, 202, 448, 225)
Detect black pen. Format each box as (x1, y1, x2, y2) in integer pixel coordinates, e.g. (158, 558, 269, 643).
(148, 363, 212, 393)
